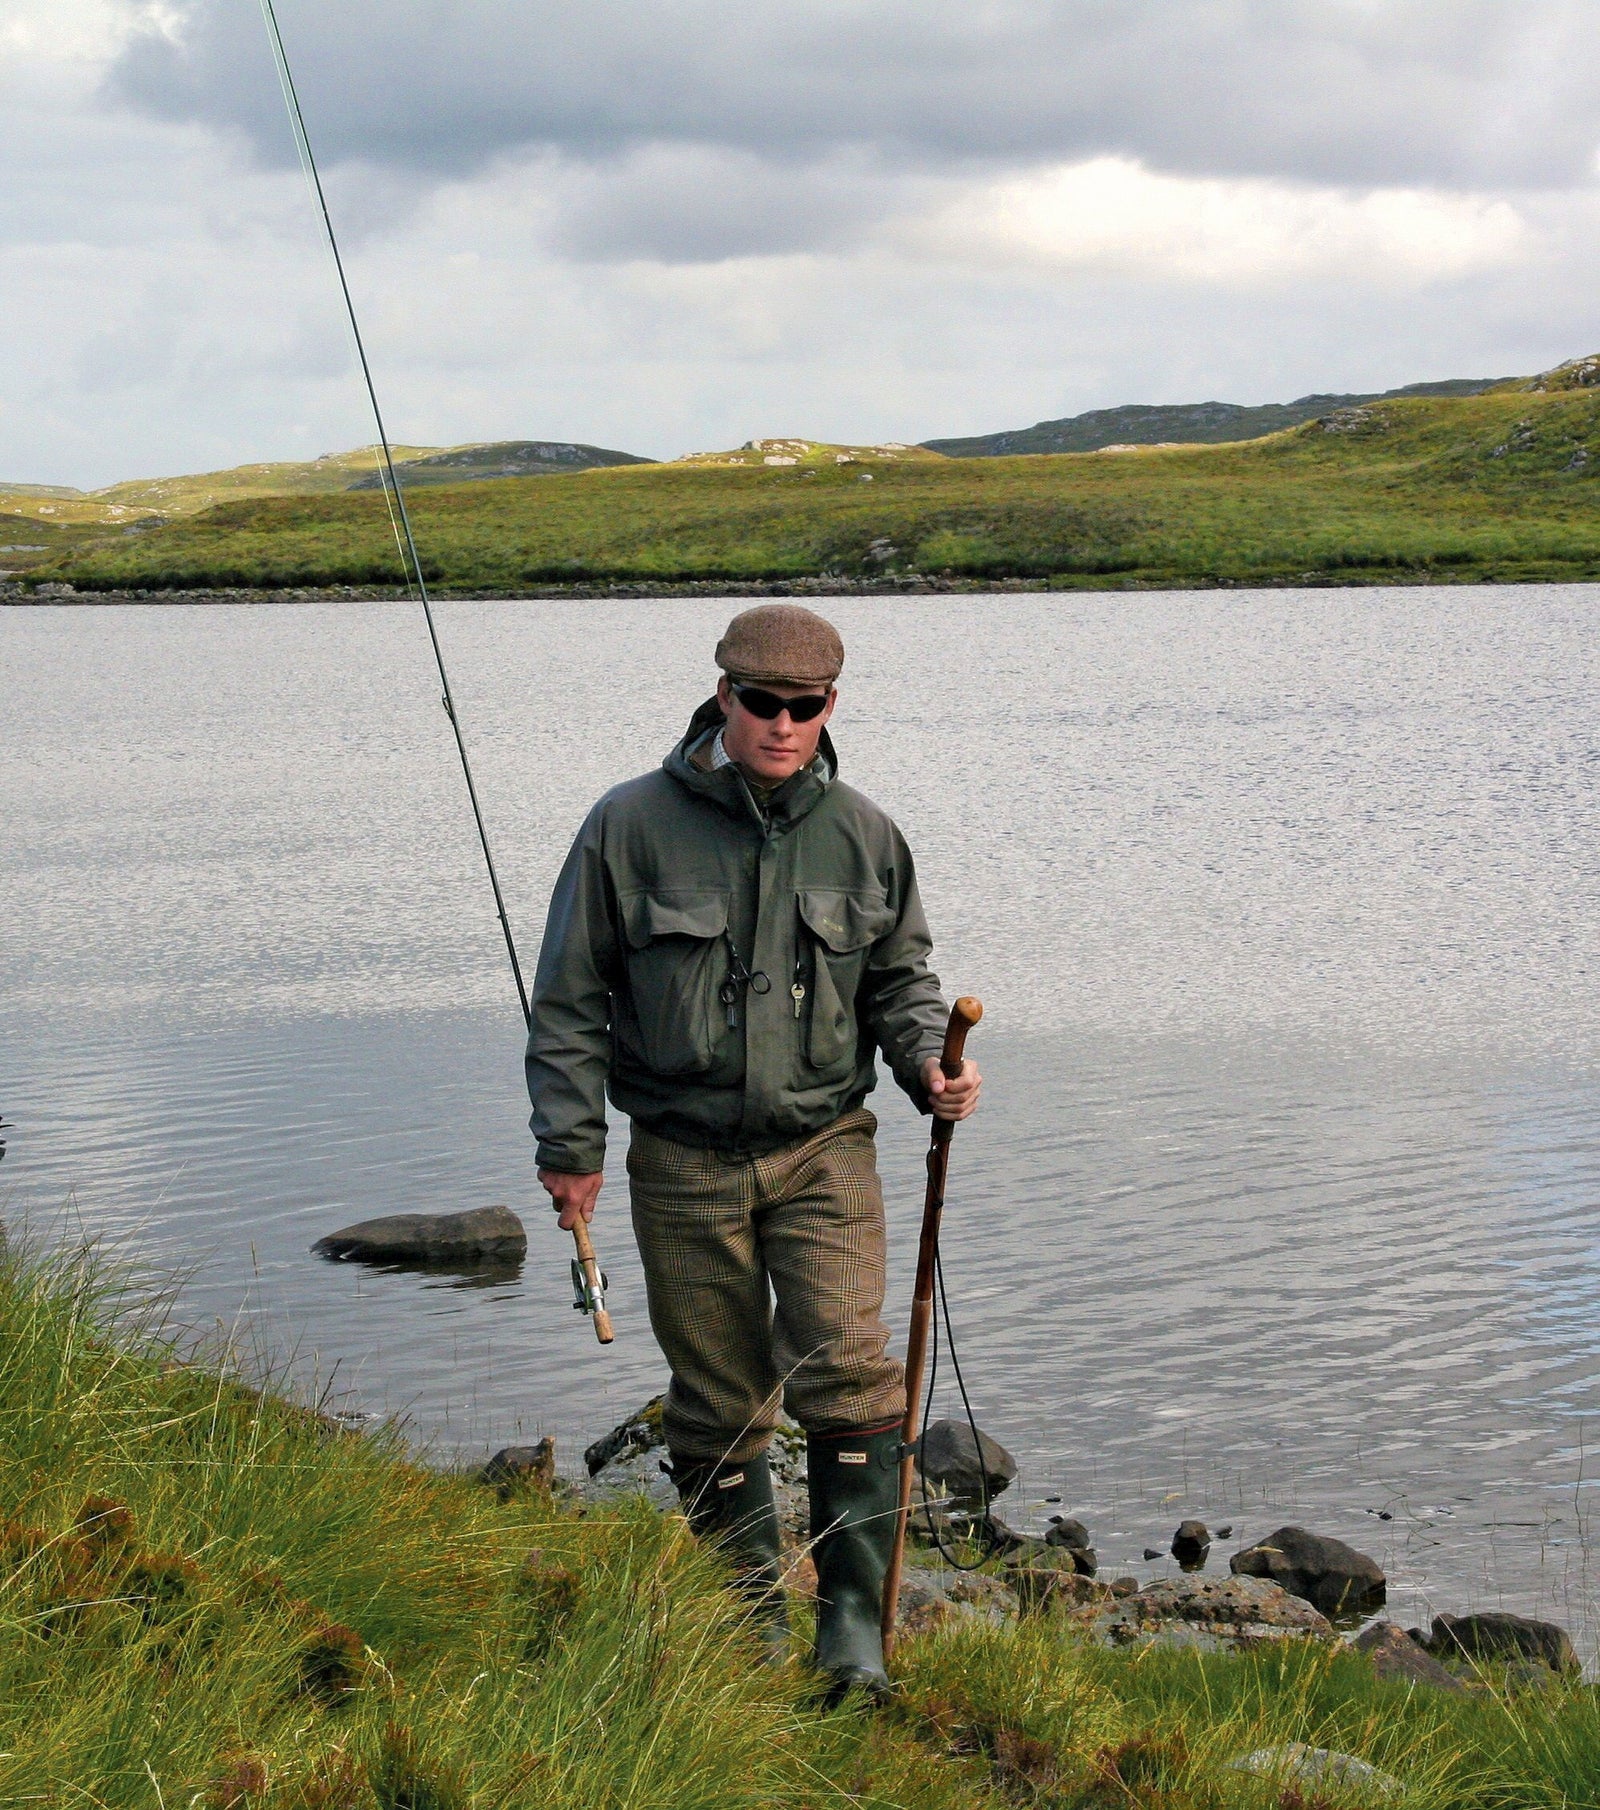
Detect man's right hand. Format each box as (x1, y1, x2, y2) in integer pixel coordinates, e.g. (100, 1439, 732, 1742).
(538, 1167, 604, 1230)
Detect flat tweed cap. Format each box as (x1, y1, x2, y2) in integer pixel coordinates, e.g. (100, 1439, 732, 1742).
(715, 604, 844, 686)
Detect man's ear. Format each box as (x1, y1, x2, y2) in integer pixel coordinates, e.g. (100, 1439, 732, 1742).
(821, 686, 838, 725)
(716, 675, 733, 717)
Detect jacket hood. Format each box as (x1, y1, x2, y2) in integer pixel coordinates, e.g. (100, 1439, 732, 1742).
(663, 694, 837, 831)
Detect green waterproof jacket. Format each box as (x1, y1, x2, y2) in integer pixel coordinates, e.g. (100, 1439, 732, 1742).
(526, 697, 950, 1171)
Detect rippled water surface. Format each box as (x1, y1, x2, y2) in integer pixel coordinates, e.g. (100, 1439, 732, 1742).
(4, 590, 1599, 1657)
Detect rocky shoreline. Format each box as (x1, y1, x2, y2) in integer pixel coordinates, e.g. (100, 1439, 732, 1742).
(487, 1398, 1585, 1695)
(301, 1212, 1588, 1692)
(7, 576, 1050, 606)
(1, 569, 1532, 607)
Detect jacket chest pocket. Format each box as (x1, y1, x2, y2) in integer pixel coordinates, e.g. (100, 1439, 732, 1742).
(617, 889, 730, 1077)
(797, 888, 896, 1070)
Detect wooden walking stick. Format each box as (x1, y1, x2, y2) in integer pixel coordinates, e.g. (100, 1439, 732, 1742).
(570, 1219, 615, 1344)
(882, 995, 982, 1658)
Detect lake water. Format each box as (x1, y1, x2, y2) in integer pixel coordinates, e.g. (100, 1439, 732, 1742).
(4, 588, 1599, 1661)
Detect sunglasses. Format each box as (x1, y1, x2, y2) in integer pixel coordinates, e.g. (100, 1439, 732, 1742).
(731, 683, 832, 723)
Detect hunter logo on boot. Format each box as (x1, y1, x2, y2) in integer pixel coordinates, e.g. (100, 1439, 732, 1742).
(838, 1451, 867, 1464)
(718, 1471, 746, 1488)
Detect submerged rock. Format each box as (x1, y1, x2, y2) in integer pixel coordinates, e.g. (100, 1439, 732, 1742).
(312, 1205, 526, 1263)
(1171, 1519, 1210, 1570)
(1230, 1525, 1385, 1619)
(1353, 1621, 1471, 1694)
(1426, 1611, 1579, 1676)
(1043, 1515, 1097, 1574)
(915, 1418, 1017, 1504)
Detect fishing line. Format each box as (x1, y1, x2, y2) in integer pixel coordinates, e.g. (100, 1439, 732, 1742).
(917, 1246, 998, 1570)
(258, 0, 532, 1029)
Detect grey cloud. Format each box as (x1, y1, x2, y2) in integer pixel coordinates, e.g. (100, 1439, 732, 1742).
(543, 147, 931, 263)
(108, 0, 1600, 195)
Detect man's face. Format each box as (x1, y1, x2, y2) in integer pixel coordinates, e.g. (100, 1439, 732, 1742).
(717, 676, 837, 785)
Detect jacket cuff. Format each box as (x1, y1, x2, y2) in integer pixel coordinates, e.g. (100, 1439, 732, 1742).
(535, 1142, 606, 1176)
(896, 1043, 946, 1114)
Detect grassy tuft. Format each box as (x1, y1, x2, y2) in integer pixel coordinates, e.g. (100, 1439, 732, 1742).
(2, 1232, 1598, 1806)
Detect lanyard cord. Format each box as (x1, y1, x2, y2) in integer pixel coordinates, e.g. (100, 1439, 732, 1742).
(917, 1246, 1000, 1569)
(257, 0, 532, 1031)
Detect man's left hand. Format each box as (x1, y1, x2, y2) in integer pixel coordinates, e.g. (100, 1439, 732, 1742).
(922, 1056, 981, 1121)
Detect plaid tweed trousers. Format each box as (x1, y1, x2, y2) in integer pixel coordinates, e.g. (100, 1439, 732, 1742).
(626, 1106, 906, 1463)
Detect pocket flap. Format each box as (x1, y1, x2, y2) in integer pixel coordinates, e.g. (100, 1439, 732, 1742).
(620, 889, 730, 949)
(798, 888, 896, 954)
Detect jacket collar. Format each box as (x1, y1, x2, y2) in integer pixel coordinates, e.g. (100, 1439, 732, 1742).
(664, 695, 837, 831)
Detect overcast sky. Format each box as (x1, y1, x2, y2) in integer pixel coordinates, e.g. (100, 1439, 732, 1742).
(5, 0, 1599, 486)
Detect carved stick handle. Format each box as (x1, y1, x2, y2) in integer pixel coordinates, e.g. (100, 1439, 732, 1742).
(930, 996, 982, 1149)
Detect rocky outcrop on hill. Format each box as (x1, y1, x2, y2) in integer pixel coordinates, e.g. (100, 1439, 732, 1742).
(1523, 354, 1600, 392)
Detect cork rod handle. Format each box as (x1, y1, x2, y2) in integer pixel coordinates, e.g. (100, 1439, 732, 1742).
(571, 1219, 614, 1344)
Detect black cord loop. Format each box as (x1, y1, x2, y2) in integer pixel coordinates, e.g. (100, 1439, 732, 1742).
(916, 1246, 999, 1571)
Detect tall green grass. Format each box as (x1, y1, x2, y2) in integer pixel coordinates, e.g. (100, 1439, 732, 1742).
(2, 1232, 1596, 1808)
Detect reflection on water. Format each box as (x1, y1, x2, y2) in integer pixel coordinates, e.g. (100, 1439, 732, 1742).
(317, 1255, 529, 1291)
(3, 588, 1599, 1659)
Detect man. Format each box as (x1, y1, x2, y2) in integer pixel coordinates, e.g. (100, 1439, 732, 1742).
(526, 603, 980, 1701)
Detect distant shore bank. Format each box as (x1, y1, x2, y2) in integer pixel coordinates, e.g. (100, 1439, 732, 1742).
(0, 569, 1560, 607)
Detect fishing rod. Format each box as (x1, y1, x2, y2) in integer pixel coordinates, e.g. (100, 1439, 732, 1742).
(257, 0, 613, 1344)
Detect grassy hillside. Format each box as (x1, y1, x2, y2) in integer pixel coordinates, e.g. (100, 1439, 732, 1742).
(0, 443, 652, 572)
(345, 441, 653, 490)
(922, 378, 1507, 458)
(35, 370, 1600, 593)
(5, 1235, 1599, 1808)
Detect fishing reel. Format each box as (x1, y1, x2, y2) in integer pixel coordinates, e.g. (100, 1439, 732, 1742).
(571, 1256, 609, 1318)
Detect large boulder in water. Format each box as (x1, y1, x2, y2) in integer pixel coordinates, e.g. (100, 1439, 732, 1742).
(1426, 1611, 1579, 1676)
(1230, 1526, 1385, 1619)
(915, 1418, 1018, 1504)
(312, 1205, 526, 1263)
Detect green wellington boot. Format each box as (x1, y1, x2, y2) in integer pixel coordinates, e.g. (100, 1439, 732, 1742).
(672, 1452, 789, 1661)
(807, 1425, 902, 1705)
